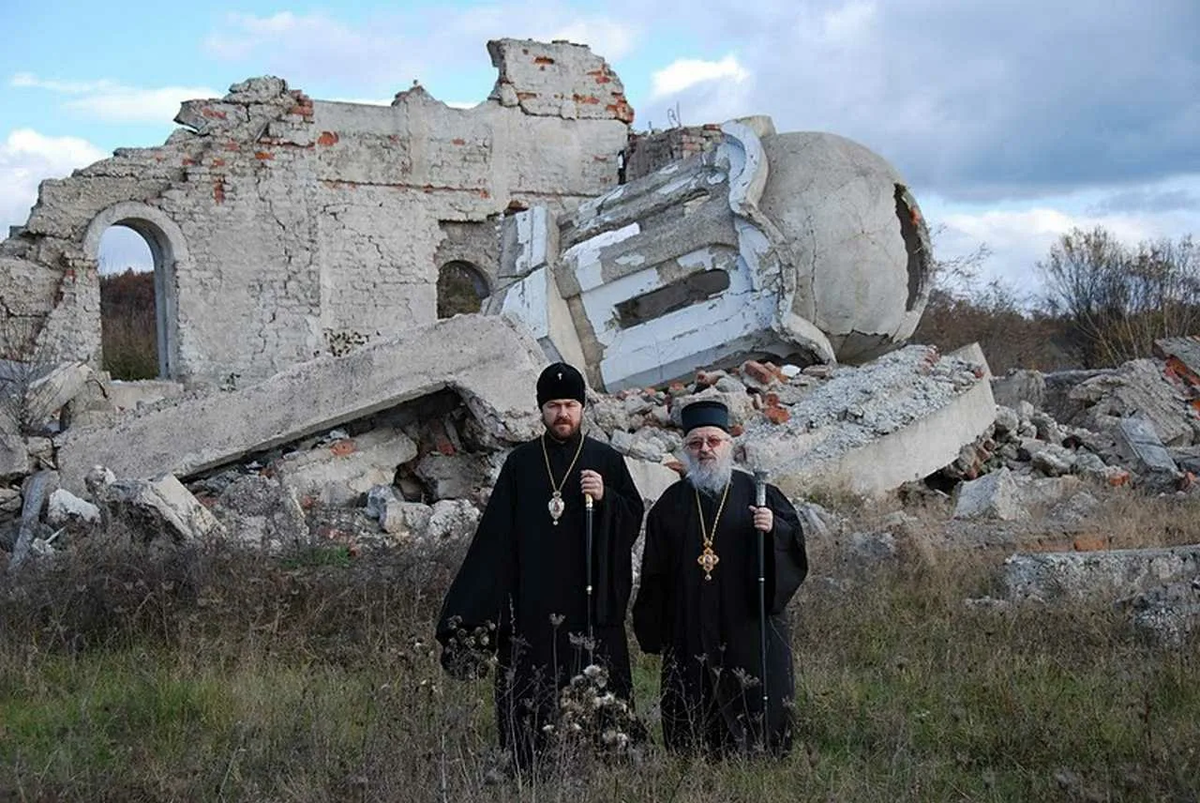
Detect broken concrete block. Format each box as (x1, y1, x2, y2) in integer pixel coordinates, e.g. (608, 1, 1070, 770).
(210, 475, 308, 551)
(1123, 576, 1200, 647)
(0, 487, 21, 515)
(1072, 451, 1111, 482)
(414, 450, 497, 503)
(26, 362, 92, 425)
(85, 465, 116, 497)
(24, 437, 53, 470)
(62, 371, 118, 429)
(847, 531, 898, 564)
(55, 315, 546, 494)
(0, 417, 27, 478)
(1020, 475, 1085, 507)
(1004, 545, 1200, 603)
(953, 469, 1029, 522)
(99, 474, 225, 545)
(105, 379, 184, 413)
(47, 488, 100, 525)
(365, 484, 397, 523)
(1029, 443, 1076, 477)
(274, 427, 417, 507)
(498, 122, 930, 391)
(623, 456, 681, 509)
(9, 470, 54, 571)
(991, 369, 1046, 410)
(1070, 359, 1195, 447)
(1049, 491, 1101, 525)
(1116, 416, 1182, 491)
(380, 500, 433, 537)
(993, 406, 1020, 437)
(424, 499, 481, 541)
(610, 429, 679, 463)
(1029, 410, 1064, 445)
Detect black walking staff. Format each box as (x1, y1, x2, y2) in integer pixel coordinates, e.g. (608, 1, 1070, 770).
(753, 469, 769, 752)
(584, 491, 595, 666)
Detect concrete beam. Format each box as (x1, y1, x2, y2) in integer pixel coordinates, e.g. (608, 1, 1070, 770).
(55, 315, 545, 493)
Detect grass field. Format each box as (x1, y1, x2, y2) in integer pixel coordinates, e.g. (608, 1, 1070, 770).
(2, 497, 1198, 802)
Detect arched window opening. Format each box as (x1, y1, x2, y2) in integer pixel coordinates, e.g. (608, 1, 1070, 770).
(99, 224, 160, 379)
(437, 260, 490, 318)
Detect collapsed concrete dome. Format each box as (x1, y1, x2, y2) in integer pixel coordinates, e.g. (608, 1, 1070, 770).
(491, 119, 933, 391)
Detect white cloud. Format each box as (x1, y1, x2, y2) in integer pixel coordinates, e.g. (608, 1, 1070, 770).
(933, 204, 1181, 293)
(0, 128, 107, 231)
(651, 55, 749, 99)
(549, 18, 638, 60)
(820, 0, 877, 42)
(202, 7, 640, 96)
(11, 73, 219, 123)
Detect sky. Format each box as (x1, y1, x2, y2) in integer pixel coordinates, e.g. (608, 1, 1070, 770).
(2, 0, 1197, 299)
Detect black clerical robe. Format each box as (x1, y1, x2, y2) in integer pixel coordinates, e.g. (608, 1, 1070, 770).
(633, 469, 807, 755)
(436, 430, 644, 764)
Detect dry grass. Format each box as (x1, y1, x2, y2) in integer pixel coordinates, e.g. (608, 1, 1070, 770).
(1, 498, 1198, 802)
(100, 270, 157, 381)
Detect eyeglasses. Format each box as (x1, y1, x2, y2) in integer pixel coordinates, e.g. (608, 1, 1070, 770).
(684, 435, 730, 451)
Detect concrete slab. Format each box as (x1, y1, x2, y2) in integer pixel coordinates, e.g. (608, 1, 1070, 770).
(274, 428, 417, 507)
(1004, 544, 1200, 603)
(742, 345, 996, 498)
(55, 315, 545, 493)
(1117, 416, 1179, 475)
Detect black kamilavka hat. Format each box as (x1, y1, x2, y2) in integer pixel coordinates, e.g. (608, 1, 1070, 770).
(536, 362, 586, 406)
(680, 399, 730, 433)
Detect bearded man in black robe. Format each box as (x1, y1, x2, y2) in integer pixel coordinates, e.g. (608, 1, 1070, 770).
(633, 399, 807, 756)
(436, 362, 644, 769)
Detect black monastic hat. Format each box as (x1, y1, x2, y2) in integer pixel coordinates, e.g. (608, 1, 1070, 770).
(536, 362, 586, 406)
(681, 399, 730, 433)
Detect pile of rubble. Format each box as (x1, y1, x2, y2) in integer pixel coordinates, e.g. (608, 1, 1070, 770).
(2, 327, 1199, 644)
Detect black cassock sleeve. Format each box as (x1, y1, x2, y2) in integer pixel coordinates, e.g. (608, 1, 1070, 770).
(762, 484, 808, 614)
(592, 449, 645, 627)
(435, 455, 518, 673)
(632, 498, 670, 654)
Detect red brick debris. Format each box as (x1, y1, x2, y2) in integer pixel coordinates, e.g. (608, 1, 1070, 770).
(741, 360, 777, 387)
(763, 401, 790, 425)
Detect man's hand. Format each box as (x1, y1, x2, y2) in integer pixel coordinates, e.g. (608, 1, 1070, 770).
(580, 469, 605, 502)
(750, 505, 773, 533)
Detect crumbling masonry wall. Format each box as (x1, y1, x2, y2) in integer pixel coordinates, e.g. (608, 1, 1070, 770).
(0, 39, 632, 386)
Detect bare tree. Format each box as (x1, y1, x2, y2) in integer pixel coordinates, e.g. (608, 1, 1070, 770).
(1039, 228, 1199, 367)
(0, 314, 57, 435)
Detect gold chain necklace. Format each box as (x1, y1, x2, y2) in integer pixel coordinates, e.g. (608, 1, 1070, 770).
(695, 481, 730, 580)
(541, 432, 586, 526)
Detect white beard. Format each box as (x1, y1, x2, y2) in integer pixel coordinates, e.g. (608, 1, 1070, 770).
(682, 451, 734, 497)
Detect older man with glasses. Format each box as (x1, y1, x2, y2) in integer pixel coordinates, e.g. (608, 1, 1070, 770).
(633, 398, 808, 757)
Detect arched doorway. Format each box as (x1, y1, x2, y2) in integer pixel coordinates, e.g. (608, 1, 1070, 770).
(84, 203, 184, 380)
(436, 260, 490, 318)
